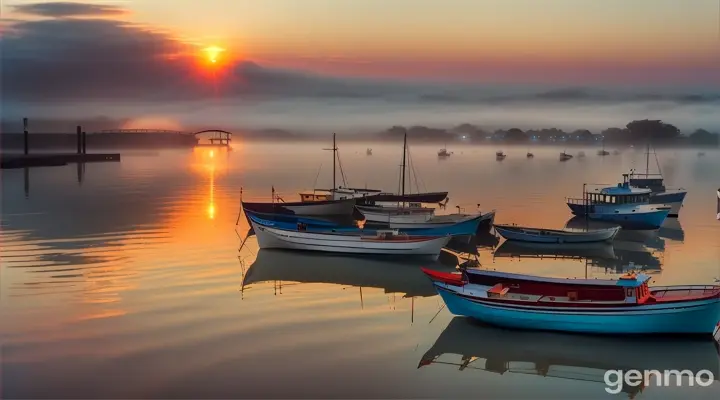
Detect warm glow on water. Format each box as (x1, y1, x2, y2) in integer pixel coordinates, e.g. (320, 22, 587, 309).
(1, 143, 719, 398)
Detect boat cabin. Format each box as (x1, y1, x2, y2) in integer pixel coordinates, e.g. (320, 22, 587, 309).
(583, 180, 652, 206)
(628, 172, 666, 192)
(299, 190, 333, 202)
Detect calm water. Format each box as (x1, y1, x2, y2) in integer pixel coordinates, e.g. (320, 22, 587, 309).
(2, 142, 719, 399)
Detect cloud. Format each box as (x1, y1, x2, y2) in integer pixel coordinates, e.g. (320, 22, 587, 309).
(10, 1, 128, 18)
(1, 11, 719, 108)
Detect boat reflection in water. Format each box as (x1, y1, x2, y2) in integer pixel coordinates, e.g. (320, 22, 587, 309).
(419, 317, 719, 397)
(565, 216, 668, 249)
(242, 249, 458, 298)
(492, 238, 663, 273)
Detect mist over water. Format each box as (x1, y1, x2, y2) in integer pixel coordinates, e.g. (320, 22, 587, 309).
(6, 97, 720, 134)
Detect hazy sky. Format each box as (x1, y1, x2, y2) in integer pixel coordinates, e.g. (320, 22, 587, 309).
(1, 1, 719, 132)
(3, 0, 719, 84)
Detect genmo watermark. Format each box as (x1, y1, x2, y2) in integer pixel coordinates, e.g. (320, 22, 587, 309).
(604, 369, 715, 394)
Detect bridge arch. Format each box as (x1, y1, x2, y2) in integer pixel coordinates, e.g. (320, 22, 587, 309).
(193, 129, 232, 146)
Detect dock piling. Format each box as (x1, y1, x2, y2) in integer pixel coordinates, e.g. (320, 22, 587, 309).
(23, 118, 29, 155)
(76, 126, 82, 154)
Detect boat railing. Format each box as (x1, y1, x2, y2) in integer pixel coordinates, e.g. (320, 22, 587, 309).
(651, 285, 720, 292)
(566, 197, 593, 205)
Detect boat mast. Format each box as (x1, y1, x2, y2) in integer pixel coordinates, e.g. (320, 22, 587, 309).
(645, 141, 650, 177)
(333, 133, 337, 190)
(401, 130, 407, 196)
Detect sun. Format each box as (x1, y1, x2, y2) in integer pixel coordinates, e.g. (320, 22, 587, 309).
(203, 46, 225, 64)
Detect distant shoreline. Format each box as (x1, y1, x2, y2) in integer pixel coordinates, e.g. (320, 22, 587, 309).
(1, 132, 717, 150)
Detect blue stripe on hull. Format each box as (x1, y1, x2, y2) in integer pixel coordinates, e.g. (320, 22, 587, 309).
(565, 204, 668, 229)
(246, 212, 482, 236)
(437, 287, 720, 335)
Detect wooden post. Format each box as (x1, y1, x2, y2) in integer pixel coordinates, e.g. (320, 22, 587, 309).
(82, 131, 87, 154)
(23, 118, 29, 155)
(24, 167, 30, 198)
(76, 126, 82, 154)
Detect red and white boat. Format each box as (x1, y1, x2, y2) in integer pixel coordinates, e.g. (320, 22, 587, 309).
(422, 267, 720, 336)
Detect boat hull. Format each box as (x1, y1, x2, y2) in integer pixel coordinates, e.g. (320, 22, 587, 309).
(436, 284, 720, 335)
(242, 198, 356, 216)
(649, 191, 686, 217)
(251, 220, 450, 257)
(566, 204, 670, 229)
(494, 225, 619, 243)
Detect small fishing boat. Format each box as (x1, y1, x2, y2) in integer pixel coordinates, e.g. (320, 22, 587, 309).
(245, 209, 488, 237)
(438, 148, 452, 157)
(496, 151, 506, 161)
(388, 210, 495, 229)
(366, 148, 372, 155)
(526, 152, 534, 158)
(251, 220, 450, 257)
(422, 268, 720, 335)
(597, 149, 610, 156)
(493, 224, 620, 243)
(241, 191, 357, 216)
(566, 176, 671, 229)
(559, 152, 573, 161)
(355, 204, 435, 224)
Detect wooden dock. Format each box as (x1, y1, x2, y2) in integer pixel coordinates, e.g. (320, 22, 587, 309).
(1, 153, 121, 169)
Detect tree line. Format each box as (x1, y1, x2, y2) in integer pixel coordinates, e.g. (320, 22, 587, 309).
(380, 120, 719, 145)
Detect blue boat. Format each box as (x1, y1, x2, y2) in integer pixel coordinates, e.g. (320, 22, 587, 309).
(244, 210, 485, 237)
(422, 268, 720, 335)
(566, 178, 671, 229)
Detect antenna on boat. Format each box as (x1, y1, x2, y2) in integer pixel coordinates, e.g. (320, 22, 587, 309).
(401, 129, 407, 196)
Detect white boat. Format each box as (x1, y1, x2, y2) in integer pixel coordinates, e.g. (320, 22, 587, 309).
(250, 220, 451, 257)
(389, 210, 495, 229)
(355, 204, 435, 224)
(493, 224, 620, 243)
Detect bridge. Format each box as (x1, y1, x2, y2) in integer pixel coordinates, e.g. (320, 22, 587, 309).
(99, 129, 188, 134)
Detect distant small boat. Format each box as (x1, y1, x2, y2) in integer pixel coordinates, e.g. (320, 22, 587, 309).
(559, 152, 573, 161)
(493, 224, 620, 244)
(251, 220, 450, 257)
(577, 151, 585, 158)
(526, 152, 534, 158)
(597, 149, 610, 156)
(496, 151, 506, 161)
(438, 148, 452, 157)
(698, 152, 706, 157)
(366, 148, 372, 155)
